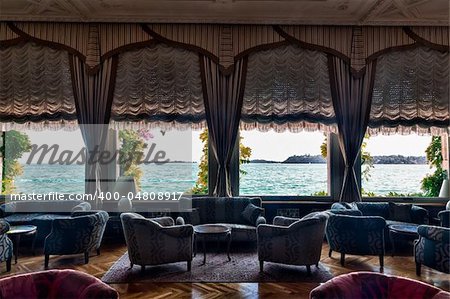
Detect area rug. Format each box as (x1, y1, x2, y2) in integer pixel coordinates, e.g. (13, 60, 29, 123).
(102, 250, 333, 283)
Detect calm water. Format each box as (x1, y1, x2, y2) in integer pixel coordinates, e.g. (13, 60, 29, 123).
(14, 163, 432, 196)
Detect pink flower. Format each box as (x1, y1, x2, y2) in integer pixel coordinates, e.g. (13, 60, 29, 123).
(138, 129, 154, 140)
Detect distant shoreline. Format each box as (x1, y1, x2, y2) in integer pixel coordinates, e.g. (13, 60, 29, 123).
(250, 155, 427, 165)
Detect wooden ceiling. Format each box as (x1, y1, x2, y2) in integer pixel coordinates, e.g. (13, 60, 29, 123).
(0, 0, 448, 25)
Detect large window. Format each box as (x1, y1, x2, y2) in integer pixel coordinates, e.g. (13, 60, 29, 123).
(3, 129, 85, 194)
(361, 134, 435, 197)
(239, 130, 329, 196)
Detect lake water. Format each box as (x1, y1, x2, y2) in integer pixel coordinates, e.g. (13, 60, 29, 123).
(13, 163, 433, 196)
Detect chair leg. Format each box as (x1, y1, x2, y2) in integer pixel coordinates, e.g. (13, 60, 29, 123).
(44, 254, 49, 269)
(96, 248, 100, 256)
(379, 255, 384, 271)
(306, 265, 311, 276)
(340, 253, 345, 266)
(416, 263, 421, 276)
(259, 261, 264, 272)
(6, 258, 11, 272)
(141, 265, 145, 274)
(316, 262, 319, 268)
(328, 249, 332, 258)
(129, 262, 134, 269)
(187, 261, 191, 271)
(84, 252, 89, 264)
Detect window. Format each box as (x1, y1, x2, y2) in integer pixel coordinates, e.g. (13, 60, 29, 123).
(361, 134, 435, 197)
(3, 129, 85, 194)
(239, 130, 329, 196)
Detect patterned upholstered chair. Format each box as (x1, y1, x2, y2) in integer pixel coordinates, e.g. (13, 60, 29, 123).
(0, 219, 13, 272)
(326, 214, 386, 271)
(414, 225, 450, 275)
(121, 213, 194, 273)
(257, 212, 328, 275)
(0, 269, 118, 299)
(310, 271, 450, 299)
(44, 210, 109, 269)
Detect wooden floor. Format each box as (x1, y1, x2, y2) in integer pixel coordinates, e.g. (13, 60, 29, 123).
(1, 241, 448, 299)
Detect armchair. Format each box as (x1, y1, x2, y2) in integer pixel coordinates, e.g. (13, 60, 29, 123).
(0, 220, 13, 272)
(44, 211, 109, 269)
(120, 213, 194, 273)
(257, 212, 328, 275)
(326, 214, 386, 271)
(414, 225, 450, 275)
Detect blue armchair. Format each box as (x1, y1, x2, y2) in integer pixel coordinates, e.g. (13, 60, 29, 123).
(326, 214, 386, 271)
(0, 220, 13, 272)
(44, 210, 109, 269)
(414, 225, 450, 275)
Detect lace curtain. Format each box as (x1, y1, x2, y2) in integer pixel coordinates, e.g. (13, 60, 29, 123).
(369, 46, 449, 135)
(241, 44, 336, 133)
(0, 42, 77, 130)
(111, 43, 205, 129)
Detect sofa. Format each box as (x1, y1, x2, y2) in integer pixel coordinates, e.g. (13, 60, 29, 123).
(414, 225, 450, 275)
(310, 271, 450, 299)
(257, 212, 328, 275)
(0, 200, 92, 241)
(0, 269, 118, 299)
(326, 214, 386, 271)
(121, 213, 194, 272)
(44, 210, 109, 268)
(176, 197, 266, 242)
(0, 219, 13, 272)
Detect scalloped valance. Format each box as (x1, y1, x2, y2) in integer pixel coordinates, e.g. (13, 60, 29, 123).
(1, 22, 448, 75)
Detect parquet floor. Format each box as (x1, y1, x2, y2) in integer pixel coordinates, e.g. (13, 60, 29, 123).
(1, 240, 448, 299)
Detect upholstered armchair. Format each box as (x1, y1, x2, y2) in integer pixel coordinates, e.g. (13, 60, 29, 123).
(0, 220, 13, 272)
(44, 210, 109, 269)
(326, 214, 386, 271)
(121, 213, 194, 273)
(438, 210, 449, 228)
(0, 269, 118, 299)
(414, 225, 450, 275)
(257, 212, 328, 275)
(310, 272, 450, 299)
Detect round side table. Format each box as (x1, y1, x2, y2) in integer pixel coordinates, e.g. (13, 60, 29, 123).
(7, 225, 37, 264)
(193, 224, 231, 265)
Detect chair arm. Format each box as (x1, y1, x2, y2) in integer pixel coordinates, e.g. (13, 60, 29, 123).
(176, 216, 185, 225)
(411, 205, 429, 224)
(418, 225, 450, 242)
(256, 216, 266, 226)
(327, 209, 363, 216)
(273, 216, 299, 226)
(257, 224, 291, 237)
(160, 224, 194, 238)
(150, 217, 175, 227)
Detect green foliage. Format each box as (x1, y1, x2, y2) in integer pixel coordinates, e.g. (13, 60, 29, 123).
(118, 130, 148, 191)
(421, 136, 447, 197)
(1, 131, 32, 194)
(191, 129, 252, 195)
(311, 190, 328, 196)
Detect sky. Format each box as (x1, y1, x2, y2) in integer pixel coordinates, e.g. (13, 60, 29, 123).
(18, 129, 432, 164)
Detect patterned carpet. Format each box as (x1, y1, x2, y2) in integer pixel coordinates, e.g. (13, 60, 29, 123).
(102, 248, 334, 283)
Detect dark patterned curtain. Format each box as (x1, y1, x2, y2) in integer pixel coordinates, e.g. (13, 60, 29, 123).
(200, 55, 248, 197)
(328, 56, 377, 202)
(69, 54, 118, 198)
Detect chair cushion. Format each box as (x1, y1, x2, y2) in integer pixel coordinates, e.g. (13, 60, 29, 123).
(241, 203, 263, 225)
(389, 202, 412, 222)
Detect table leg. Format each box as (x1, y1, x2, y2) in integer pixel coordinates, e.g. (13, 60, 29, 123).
(193, 234, 197, 257)
(390, 230, 396, 257)
(14, 235, 20, 264)
(31, 232, 37, 256)
(202, 235, 206, 265)
(226, 232, 231, 261)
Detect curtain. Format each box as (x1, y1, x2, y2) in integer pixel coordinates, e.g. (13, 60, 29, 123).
(0, 42, 76, 128)
(369, 46, 449, 135)
(328, 56, 377, 202)
(200, 55, 248, 197)
(242, 44, 335, 132)
(111, 44, 205, 129)
(69, 54, 118, 198)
